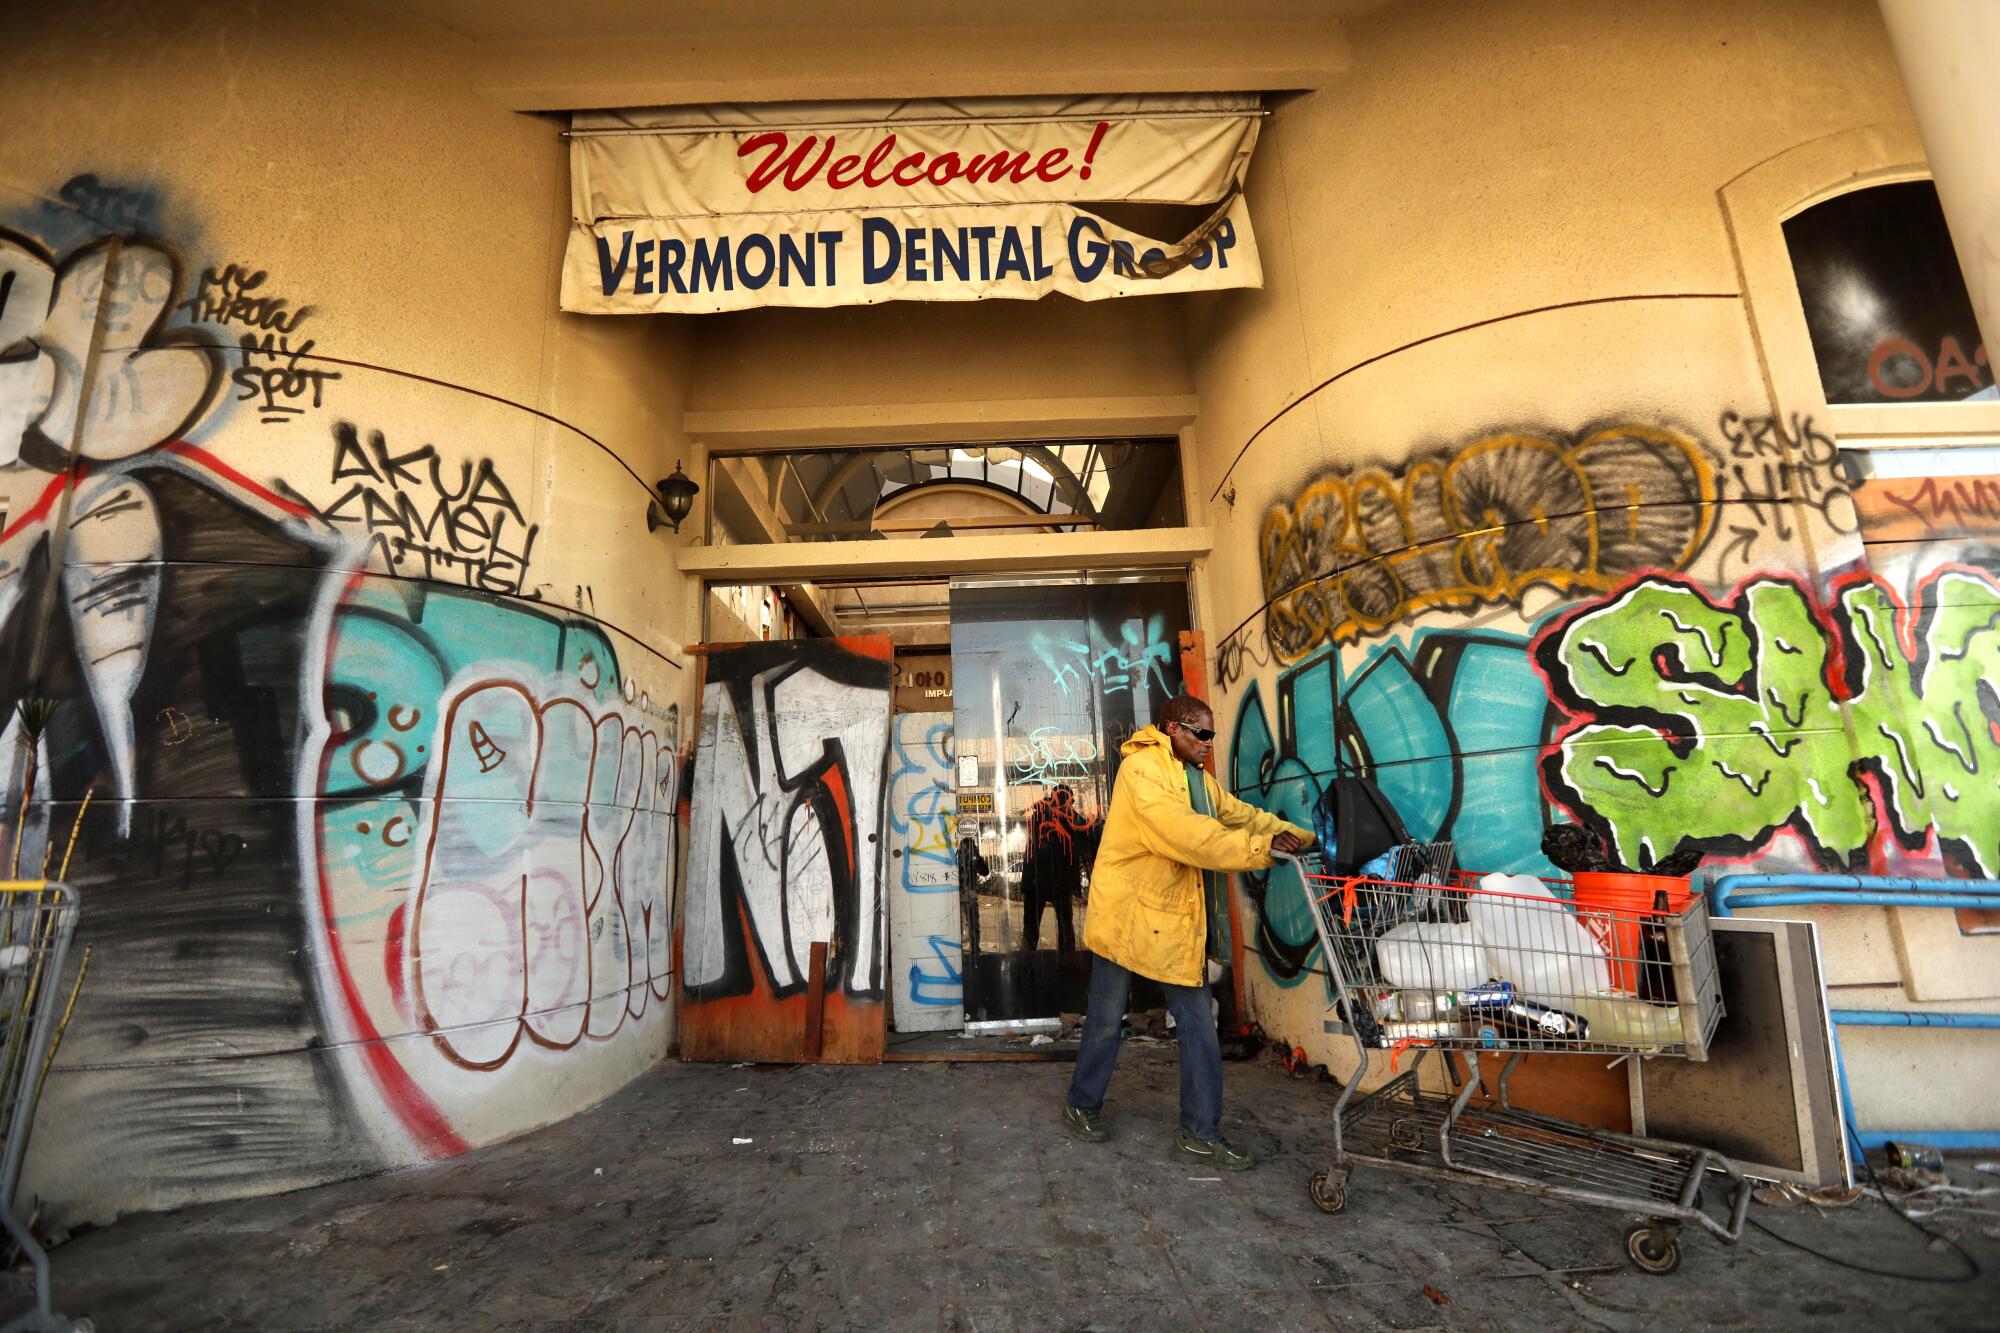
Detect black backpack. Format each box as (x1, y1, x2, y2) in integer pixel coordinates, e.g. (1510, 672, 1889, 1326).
(1311, 775, 1410, 876)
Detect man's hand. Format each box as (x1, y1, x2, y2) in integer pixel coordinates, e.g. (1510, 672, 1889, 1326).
(1271, 831, 1304, 856)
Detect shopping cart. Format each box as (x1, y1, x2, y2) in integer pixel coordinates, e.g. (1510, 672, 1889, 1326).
(1300, 855, 1752, 1275)
(0, 882, 89, 1333)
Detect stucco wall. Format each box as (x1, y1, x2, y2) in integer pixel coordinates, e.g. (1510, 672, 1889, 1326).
(1193, 0, 2000, 1135)
(0, 0, 696, 1224)
(693, 297, 1190, 413)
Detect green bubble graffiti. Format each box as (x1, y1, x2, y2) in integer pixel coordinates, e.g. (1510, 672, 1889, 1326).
(1538, 569, 2000, 876)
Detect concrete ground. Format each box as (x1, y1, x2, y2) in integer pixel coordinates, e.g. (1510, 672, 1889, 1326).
(16, 1045, 1998, 1331)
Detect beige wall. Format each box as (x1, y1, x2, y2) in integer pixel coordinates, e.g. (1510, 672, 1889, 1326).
(691, 294, 1192, 418)
(0, 0, 697, 1224)
(1195, 0, 2000, 1136)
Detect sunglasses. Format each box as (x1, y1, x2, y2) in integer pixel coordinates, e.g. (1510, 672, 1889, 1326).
(1174, 723, 1216, 742)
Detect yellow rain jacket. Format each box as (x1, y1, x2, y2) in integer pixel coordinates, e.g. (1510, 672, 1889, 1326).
(1083, 725, 1312, 987)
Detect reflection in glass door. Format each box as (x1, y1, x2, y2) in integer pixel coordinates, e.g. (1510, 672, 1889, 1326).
(948, 576, 1190, 1022)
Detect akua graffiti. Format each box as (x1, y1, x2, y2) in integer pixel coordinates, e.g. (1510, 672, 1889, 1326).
(1258, 424, 1718, 659)
(1537, 566, 2000, 877)
(3, 180, 681, 1222)
(1229, 629, 1556, 984)
(280, 421, 541, 596)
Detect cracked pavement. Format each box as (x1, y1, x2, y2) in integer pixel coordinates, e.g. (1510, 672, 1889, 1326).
(19, 1045, 1998, 1330)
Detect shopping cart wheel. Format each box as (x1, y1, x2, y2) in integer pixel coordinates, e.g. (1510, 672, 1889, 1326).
(1623, 1222, 1681, 1275)
(1308, 1170, 1347, 1214)
(1389, 1118, 1423, 1151)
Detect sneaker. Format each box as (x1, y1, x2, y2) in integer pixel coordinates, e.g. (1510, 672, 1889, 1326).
(1173, 1128, 1256, 1171)
(1063, 1103, 1111, 1143)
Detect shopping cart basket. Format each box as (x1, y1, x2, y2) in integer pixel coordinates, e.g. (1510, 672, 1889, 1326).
(1300, 861, 1751, 1275)
(1, 882, 89, 1332)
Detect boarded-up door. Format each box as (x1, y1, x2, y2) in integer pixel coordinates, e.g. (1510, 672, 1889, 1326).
(887, 712, 963, 1031)
(680, 637, 894, 1062)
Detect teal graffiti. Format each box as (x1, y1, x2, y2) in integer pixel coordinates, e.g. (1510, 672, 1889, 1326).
(319, 581, 679, 1068)
(1030, 611, 1176, 697)
(1230, 630, 1557, 985)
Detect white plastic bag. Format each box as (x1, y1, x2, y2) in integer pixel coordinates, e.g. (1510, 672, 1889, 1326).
(1376, 920, 1489, 991)
(1467, 872, 1611, 1005)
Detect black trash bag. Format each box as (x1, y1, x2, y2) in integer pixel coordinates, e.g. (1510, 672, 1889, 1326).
(1649, 846, 1704, 877)
(1541, 822, 1615, 874)
(1311, 776, 1410, 876)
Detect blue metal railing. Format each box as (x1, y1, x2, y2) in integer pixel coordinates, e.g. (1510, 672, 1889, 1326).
(1707, 873, 2000, 1152)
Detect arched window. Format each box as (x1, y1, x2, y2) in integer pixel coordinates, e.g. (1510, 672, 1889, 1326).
(1783, 181, 1992, 405)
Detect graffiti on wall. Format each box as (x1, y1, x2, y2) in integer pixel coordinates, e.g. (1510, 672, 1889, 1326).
(179, 261, 341, 426)
(1713, 411, 1857, 571)
(4, 224, 238, 834)
(317, 584, 677, 1086)
(886, 713, 963, 1029)
(2, 181, 679, 1218)
(278, 422, 541, 596)
(683, 640, 892, 1007)
(1229, 629, 1556, 983)
(1256, 424, 1718, 661)
(888, 714, 955, 894)
(1536, 567, 2000, 878)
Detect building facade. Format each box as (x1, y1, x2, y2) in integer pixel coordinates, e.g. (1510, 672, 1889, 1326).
(2, 0, 1994, 1225)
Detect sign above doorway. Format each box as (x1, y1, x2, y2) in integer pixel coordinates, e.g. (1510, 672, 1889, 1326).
(562, 94, 1263, 313)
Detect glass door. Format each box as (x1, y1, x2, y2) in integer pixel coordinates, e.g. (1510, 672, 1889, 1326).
(948, 575, 1190, 1022)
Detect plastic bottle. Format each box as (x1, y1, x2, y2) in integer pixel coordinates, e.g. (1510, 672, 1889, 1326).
(1636, 887, 1677, 1005)
(1570, 995, 1684, 1048)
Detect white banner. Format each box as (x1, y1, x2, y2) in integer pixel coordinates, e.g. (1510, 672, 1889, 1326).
(562, 95, 1263, 314)
(563, 196, 1259, 315)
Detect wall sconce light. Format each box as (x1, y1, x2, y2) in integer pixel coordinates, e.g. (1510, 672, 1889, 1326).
(647, 461, 700, 534)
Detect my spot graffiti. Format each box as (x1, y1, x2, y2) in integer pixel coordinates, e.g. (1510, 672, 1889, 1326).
(2, 179, 681, 1221)
(177, 262, 342, 426)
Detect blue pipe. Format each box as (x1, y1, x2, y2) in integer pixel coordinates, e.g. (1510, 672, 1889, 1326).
(1702, 873, 2000, 1155)
(1830, 1009, 2000, 1030)
(1723, 891, 2000, 915)
(1708, 872, 2000, 917)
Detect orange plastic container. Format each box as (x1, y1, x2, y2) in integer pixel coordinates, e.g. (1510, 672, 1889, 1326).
(1569, 871, 1694, 992)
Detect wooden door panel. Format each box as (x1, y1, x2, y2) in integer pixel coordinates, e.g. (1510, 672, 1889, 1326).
(679, 636, 894, 1063)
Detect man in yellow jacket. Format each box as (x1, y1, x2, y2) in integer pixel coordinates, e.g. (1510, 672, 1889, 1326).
(1064, 693, 1312, 1169)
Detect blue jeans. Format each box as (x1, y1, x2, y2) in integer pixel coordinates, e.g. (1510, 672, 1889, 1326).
(1066, 952, 1224, 1141)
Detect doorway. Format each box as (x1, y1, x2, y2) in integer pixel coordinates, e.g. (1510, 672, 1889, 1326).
(946, 574, 1192, 1024)
(684, 430, 1199, 1056)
